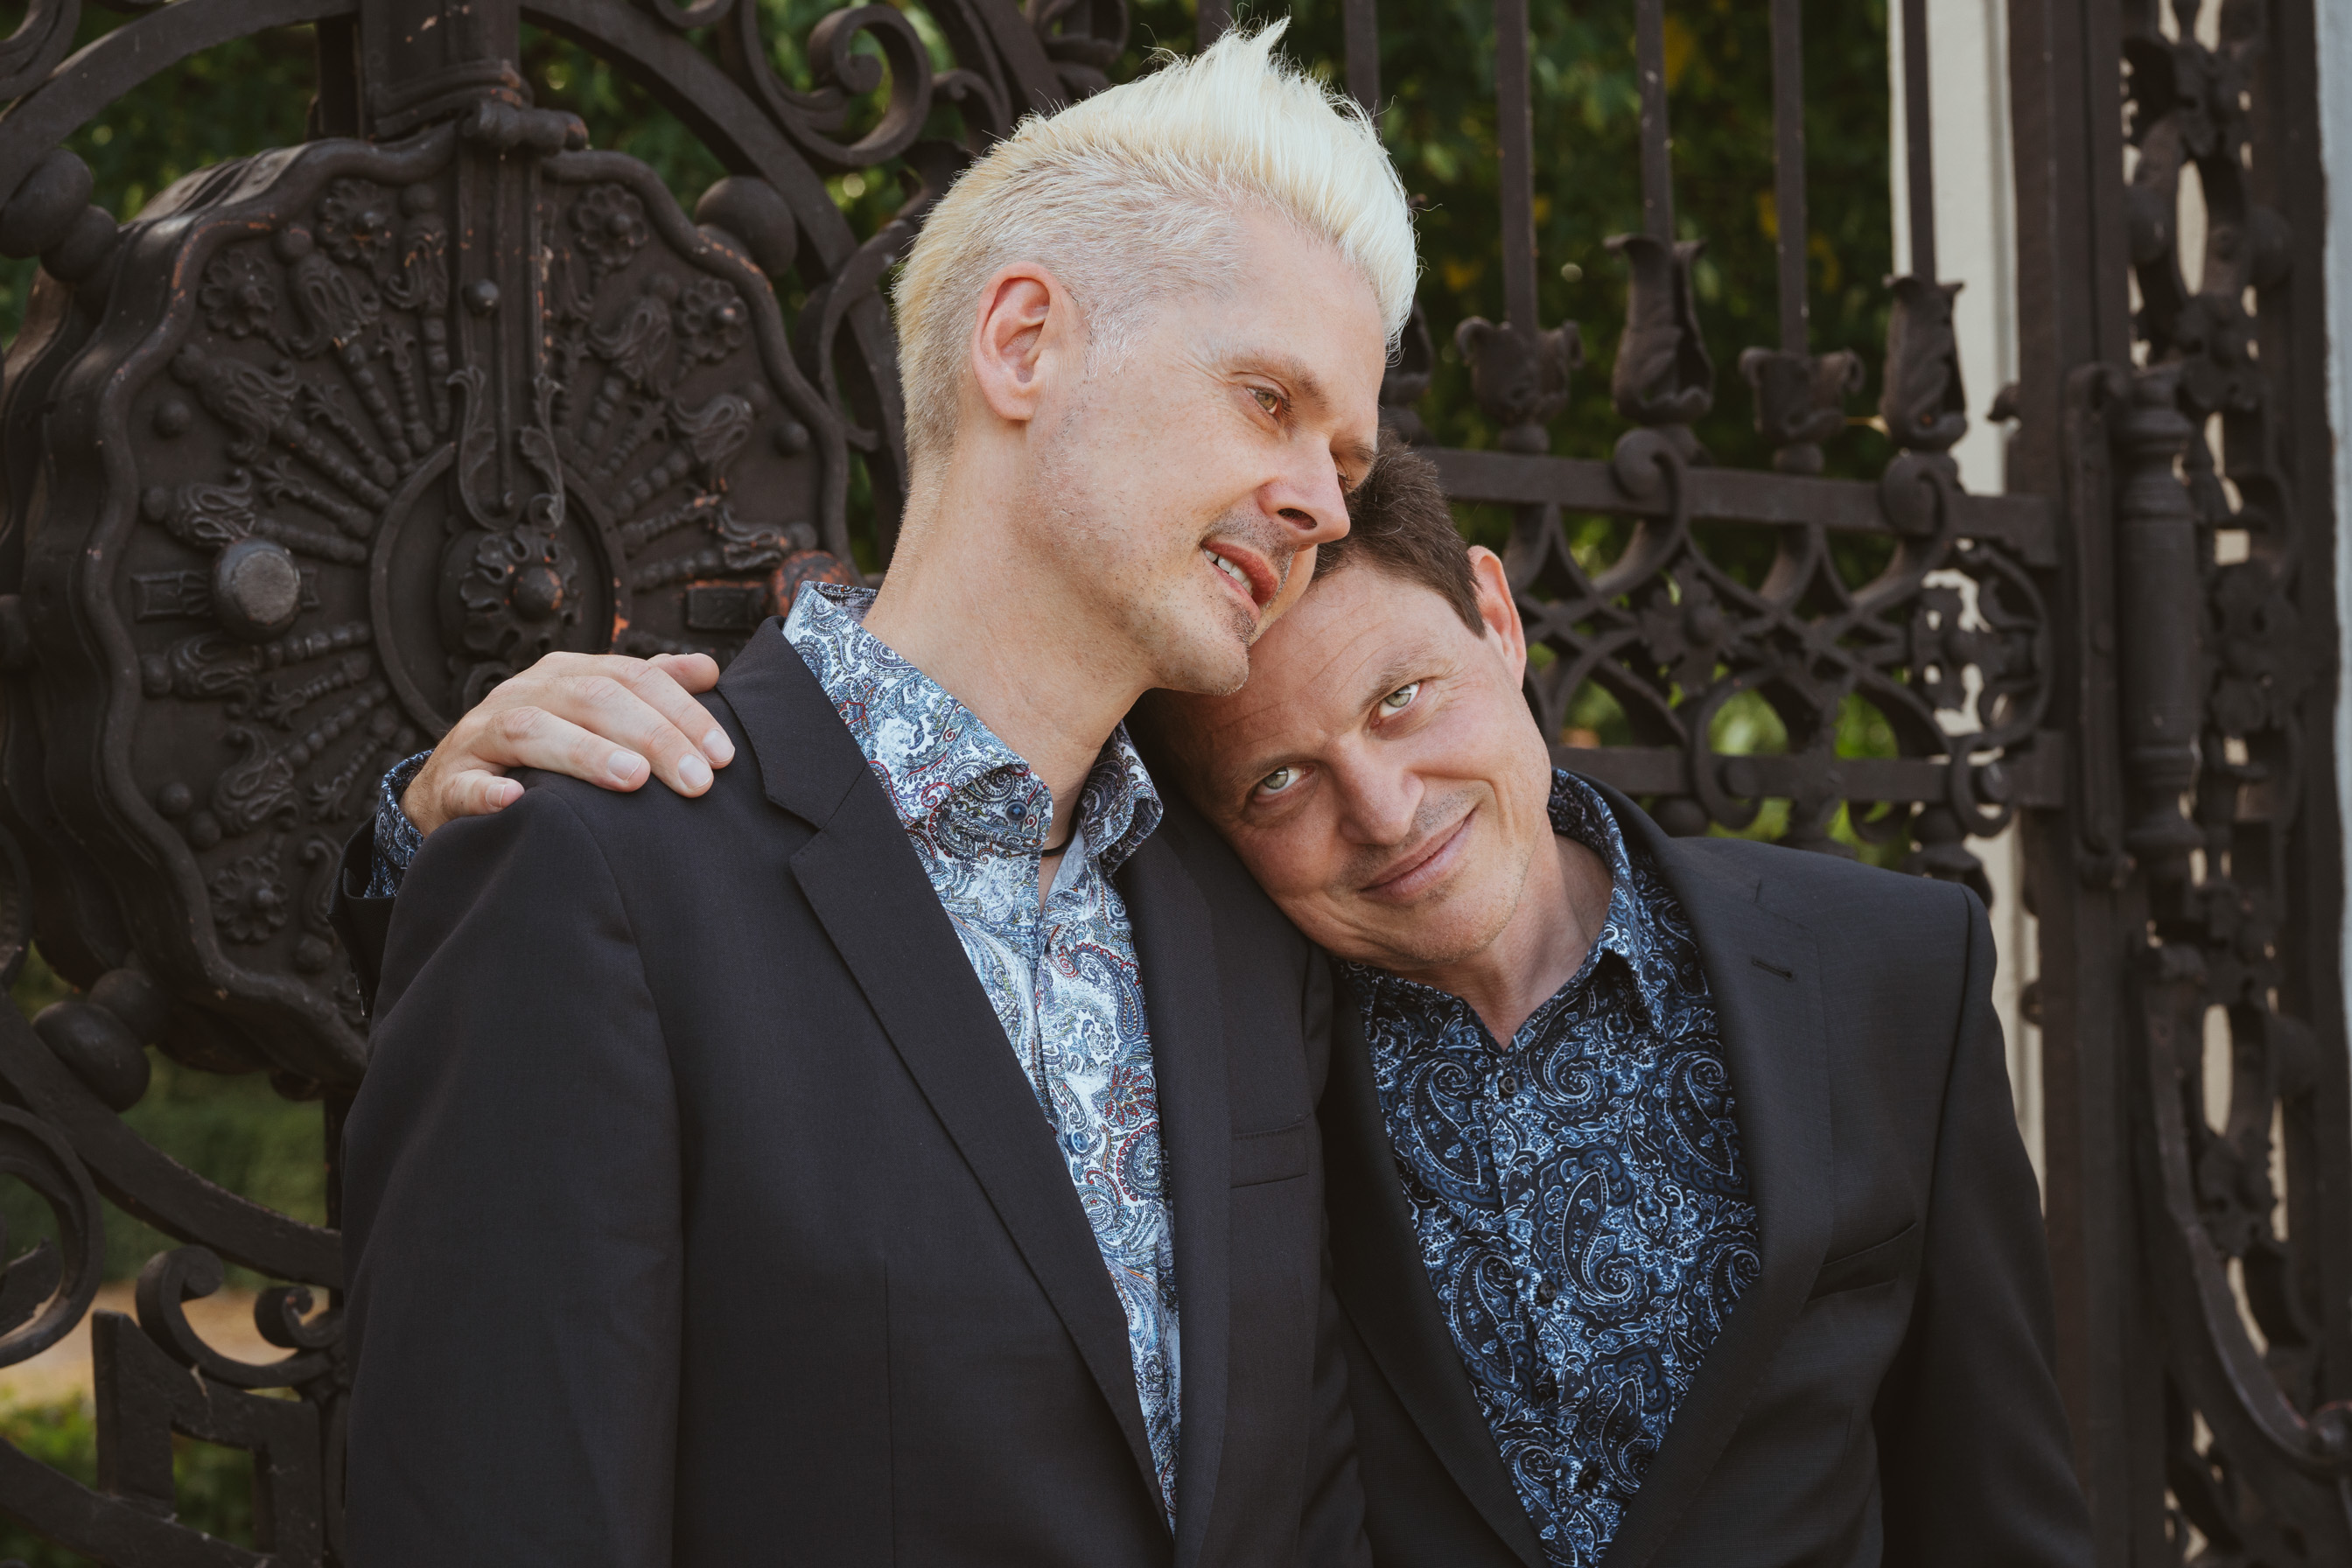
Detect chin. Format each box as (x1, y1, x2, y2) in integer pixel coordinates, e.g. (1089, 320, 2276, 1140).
(1360, 895, 1516, 973)
(1144, 605, 1256, 695)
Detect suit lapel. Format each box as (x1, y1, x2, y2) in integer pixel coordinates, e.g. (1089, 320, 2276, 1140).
(718, 626, 1164, 1505)
(1593, 783, 1835, 1568)
(1323, 973, 1548, 1568)
(1119, 820, 1231, 1567)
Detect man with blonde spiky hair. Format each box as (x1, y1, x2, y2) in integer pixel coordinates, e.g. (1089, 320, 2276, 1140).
(338, 23, 1404, 1568)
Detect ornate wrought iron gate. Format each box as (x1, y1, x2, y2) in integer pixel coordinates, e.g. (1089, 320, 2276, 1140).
(0, 0, 2331, 1561)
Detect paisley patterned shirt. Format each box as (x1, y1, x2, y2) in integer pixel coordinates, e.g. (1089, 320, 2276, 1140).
(1345, 771, 1758, 1568)
(365, 583, 1181, 1522)
(784, 584, 1179, 1516)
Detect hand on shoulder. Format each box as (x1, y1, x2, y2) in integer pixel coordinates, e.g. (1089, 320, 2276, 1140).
(401, 650, 735, 835)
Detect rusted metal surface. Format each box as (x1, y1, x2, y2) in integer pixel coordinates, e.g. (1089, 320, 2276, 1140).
(0, 0, 2331, 1560)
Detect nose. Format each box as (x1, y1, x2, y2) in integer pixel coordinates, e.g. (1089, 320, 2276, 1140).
(1260, 448, 1352, 549)
(1329, 744, 1421, 847)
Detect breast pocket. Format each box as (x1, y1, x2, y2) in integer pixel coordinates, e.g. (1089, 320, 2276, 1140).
(1807, 1220, 1922, 1299)
(1230, 1117, 1311, 1186)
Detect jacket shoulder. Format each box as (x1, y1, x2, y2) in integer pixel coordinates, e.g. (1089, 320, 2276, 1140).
(1666, 832, 1980, 950)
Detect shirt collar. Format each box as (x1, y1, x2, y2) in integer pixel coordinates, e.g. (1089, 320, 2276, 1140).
(1348, 769, 1674, 1042)
(781, 581, 1162, 872)
(1542, 769, 1675, 1016)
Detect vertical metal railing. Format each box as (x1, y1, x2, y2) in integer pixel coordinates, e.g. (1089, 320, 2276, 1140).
(1768, 0, 1810, 365)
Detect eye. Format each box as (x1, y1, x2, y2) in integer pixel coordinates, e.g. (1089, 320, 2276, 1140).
(1380, 682, 1422, 713)
(1251, 386, 1284, 416)
(1256, 765, 1299, 796)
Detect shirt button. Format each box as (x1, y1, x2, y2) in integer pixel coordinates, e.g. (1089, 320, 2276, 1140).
(1536, 1280, 1558, 1305)
(1008, 802, 1026, 820)
(1498, 1074, 1519, 1099)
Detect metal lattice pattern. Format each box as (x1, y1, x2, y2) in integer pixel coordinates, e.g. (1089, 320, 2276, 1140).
(0, 0, 2330, 1561)
(2104, 4, 2352, 1556)
(1381, 0, 2061, 900)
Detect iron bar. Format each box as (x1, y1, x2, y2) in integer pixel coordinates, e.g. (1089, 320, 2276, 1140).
(1899, 0, 1936, 278)
(1429, 448, 2058, 564)
(1494, 0, 1537, 332)
(1768, 0, 1806, 354)
(1554, 746, 2067, 811)
(1634, 0, 1673, 242)
(1342, 0, 1379, 115)
(1197, 0, 1229, 46)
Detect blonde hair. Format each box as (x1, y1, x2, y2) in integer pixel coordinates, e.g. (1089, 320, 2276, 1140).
(891, 21, 1416, 480)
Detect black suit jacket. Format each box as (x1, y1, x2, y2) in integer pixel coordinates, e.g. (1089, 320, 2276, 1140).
(336, 626, 1371, 1567)
(1323, 780, 2093, 1568)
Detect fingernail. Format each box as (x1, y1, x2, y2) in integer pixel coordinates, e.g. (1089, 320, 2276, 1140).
(609, 751, 643, 784)
(704, 729, 734, 765)
(681, 755, 713, 790)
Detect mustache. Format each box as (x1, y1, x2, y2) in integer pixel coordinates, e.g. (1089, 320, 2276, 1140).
(1203, 510, 1302, 589)
(1344, 792, 1478, 891)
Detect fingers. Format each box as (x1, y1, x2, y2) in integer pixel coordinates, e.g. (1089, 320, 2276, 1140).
(646, 652, 722, 694)
(441, 770, 527, 820)
(480, 701, 700, 797)
(485, 652, 732, 766)
(399, 649, 739, 840)
(614, 658, 733, 767)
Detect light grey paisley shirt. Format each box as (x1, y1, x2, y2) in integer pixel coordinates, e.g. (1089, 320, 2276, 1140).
(368, 582, 1182, 1520)
(783, 583, 1179, 1514)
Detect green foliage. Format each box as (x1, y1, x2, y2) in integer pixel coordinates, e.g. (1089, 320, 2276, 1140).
(1124, 0, 1894, 480)
(0, 1397, 257, 1564)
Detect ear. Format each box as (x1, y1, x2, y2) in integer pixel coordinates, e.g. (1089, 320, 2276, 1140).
(968, 262, 1081, 428)
(1466, 546, 1528, 684)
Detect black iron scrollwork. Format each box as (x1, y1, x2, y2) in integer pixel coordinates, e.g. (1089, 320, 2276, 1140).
(1382, 0, 2054, 895)
(0, 0, 1125, 1556)
(2106, 4, 2352, 1553)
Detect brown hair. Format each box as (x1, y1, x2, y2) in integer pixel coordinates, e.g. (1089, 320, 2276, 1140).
(1316, 442, 1480, 631)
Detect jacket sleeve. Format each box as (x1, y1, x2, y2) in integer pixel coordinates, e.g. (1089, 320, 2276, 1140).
(340, 782, 682, 1568)
(1297, 950, 1376, 1568)
(1873, 885, 2093, 1567)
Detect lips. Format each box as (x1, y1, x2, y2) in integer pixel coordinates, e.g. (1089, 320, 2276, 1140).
(1202, 541, 1280, 611)
(1362, 810, 1476, 902)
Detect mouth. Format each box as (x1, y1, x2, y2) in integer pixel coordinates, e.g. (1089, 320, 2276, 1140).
(1360, 808, 1476, 903)
(1202, 542, 1280, 612)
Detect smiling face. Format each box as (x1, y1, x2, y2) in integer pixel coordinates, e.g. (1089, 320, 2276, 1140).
(1017, 210, 1389, 696)
(1158, 550, 1561, 971)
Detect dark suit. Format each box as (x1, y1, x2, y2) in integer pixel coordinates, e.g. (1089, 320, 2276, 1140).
(336, 626, 1370, 1567)
(1322, 780, 2092, 1568)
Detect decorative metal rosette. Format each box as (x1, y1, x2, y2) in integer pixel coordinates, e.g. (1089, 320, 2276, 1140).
(5, 124, 848, 1085)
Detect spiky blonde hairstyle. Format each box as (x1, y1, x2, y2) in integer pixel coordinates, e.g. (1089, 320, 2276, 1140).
(890, 21, 1416, 485)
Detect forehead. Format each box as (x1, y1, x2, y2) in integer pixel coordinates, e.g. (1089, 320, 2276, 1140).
(1184, 220, 1388, 390)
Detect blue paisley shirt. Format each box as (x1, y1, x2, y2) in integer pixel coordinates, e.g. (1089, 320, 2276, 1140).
(366, 584, 1183, 1522)
(1346, 771, 1758, 1567)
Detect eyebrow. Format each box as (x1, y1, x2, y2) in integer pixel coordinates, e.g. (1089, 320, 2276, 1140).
(1222, 348, 1330, 408)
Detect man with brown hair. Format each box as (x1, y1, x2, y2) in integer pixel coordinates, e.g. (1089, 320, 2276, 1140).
(360, 446, 2090, 1566)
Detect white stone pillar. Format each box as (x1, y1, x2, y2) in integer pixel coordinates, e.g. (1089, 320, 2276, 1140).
(1889, 0, 2040, 1181)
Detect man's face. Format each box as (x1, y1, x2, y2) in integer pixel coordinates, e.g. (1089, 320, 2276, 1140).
(1166, 555, 1560, 972)
(1020, 211, 1387, 696)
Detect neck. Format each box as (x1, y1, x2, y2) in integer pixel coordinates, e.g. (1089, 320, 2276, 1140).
(864, 466, 1147, 833)
(1396, 830, 1614, 1044)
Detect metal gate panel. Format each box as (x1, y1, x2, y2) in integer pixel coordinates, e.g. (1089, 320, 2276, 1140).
(0, 0, 2328, 1560)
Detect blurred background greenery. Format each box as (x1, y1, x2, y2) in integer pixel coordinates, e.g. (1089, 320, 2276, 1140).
(0, 1, 1893, 1553)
